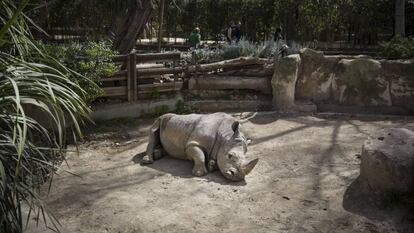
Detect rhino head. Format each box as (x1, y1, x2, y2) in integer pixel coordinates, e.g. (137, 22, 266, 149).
(217, 121, 259, 181)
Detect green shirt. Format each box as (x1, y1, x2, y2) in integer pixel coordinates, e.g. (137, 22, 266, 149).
(189, 32, 201, 47)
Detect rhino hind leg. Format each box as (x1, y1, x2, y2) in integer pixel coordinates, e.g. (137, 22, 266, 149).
(143, 118, 163, 164)
(186, 144, 208, 177)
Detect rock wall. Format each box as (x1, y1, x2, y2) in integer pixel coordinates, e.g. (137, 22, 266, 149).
(271, 55, 301, 110)
(272, 48, 414, 113)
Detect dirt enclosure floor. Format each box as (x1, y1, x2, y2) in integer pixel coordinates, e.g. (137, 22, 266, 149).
(26, 113, 414, 233)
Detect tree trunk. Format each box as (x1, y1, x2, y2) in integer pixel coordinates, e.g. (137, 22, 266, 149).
(113, 0, 154, 54)
(395, 0, 405, 36)
(157, 0, 165, 52)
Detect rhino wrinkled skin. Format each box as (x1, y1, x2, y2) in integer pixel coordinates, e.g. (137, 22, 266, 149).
(143, 113, 258, 181)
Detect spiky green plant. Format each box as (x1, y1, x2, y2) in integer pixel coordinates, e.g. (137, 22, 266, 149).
(0, 1, 91, 232)
(182, 39, 305, 64)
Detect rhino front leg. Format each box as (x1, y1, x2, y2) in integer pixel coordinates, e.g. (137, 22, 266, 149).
(143, 118, 163, 164)
(186, 145, 208, 177)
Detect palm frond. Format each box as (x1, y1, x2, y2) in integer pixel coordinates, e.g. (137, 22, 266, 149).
(0, 1, 92, 232)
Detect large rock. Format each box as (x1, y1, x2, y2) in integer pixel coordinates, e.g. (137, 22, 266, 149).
(360, 128, 414, 194)
(294, 49, 414, 114)
(270, 48, 413, 113)
(381, 60, 414, 113)
(296, 48, 340, 102)
(335, 58, 390, 106)
(271, 54, 301, 110)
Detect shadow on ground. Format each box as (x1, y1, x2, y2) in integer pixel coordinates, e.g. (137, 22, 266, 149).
(343, 176, 414, 233)
(132, 152, 247, 186)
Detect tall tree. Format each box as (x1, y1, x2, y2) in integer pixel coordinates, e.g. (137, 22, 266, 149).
(113, 0, 154, 54)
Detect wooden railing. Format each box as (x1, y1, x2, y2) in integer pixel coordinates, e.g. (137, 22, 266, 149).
(99, 52, 272, 102)
(100, 52, 183, 101)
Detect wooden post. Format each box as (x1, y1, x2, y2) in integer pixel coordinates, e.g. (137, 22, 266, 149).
(133, 55, 138, 101)
(191, 50, 196, 65)
(127, 52, 137, 101)
(157, 0, 165, 52)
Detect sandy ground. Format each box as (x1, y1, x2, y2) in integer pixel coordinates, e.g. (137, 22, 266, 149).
(25, 113, 414, 233)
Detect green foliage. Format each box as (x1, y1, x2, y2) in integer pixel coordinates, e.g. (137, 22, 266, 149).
(28, 0, 394, 44)
(381, 36, 414, 59)
(161, 0, 394, 43)
(42, 41, 119, 103)
(142, 105, 170, 118)
(182, 39, 302, 64)
(0, 1, 90, 232)
(175, 100, 191, 114)
(149, 90, 161, 99)
(30, 0, 137, 39)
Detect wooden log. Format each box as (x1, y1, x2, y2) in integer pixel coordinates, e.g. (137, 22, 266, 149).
(100, 76, 127, 82)
(136, 52, 181, 63)
(138, 81, 183, 94)
(102, 86, 128, 97)
(137, 67, 184, 76)
(134, 57, 270, 76)
(136, 63, 165, 69)
(217, 63, 274, 77)
(187, 57, 271, 73)
(188, 75, 271, 94)
(136, 75, 160, 80)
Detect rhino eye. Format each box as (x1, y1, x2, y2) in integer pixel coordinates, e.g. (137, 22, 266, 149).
(228, 153, 235, 159)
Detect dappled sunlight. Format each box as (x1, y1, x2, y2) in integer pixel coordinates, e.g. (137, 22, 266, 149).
(26, 114, 414, 233)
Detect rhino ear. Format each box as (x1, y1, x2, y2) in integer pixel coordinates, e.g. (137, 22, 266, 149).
(232, 121, 240, 133)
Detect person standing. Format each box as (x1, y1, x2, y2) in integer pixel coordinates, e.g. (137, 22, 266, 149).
(274, 26, 288, 57)
(274, 27, 283, 42)
(233, 21, 242, 43)
(227, 21, 235, 44)
(189, 27, 201, 49)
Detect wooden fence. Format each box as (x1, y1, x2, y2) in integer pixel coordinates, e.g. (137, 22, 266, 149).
(100, 52, 183, 101)
(99, 52, 272, 102)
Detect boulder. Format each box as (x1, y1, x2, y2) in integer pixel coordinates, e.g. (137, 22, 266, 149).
(271, 48, 413, 113)
(360, 128, 414, 194)
(296, 48, 340, 102)
(335, 58, 390, 106)
(271, 54, 300, 110)
(381, 60, 414, 113)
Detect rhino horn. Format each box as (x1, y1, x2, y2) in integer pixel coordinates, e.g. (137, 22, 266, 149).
(241, 158, 259, 175)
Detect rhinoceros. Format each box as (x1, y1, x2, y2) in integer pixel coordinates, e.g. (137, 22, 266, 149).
(142, 113, 259, 181)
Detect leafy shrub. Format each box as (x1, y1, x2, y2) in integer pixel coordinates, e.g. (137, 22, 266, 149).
(182, 39, 305, 64)
(381, 36, 414, 59)
(1, 1, 91, 232)
(42, 41, 119, 103)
